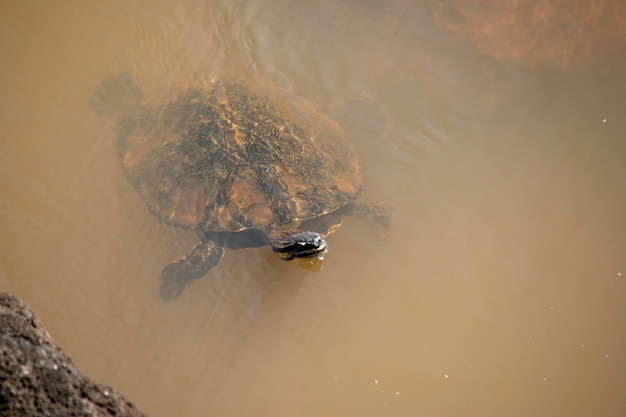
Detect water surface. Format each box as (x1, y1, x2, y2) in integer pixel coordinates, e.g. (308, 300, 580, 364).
(1, 1, 625, 416)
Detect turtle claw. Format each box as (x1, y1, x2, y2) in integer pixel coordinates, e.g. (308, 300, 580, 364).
(342, 202, 394, 229)
(157, 241, 224, 301)
(159, 263, 188, 301)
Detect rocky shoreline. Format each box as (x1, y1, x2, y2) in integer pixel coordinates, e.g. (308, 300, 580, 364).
(0, 292, 148, 417)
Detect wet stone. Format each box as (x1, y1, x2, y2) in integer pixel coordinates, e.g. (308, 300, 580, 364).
(0, 292, 148, 417)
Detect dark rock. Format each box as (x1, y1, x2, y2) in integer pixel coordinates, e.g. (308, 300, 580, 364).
(0, 292, 148, 417)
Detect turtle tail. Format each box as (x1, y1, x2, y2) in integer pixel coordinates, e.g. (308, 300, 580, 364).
(89, 72, 143, 119)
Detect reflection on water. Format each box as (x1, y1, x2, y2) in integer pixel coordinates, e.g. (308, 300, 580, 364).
(1, 1, 625, 416)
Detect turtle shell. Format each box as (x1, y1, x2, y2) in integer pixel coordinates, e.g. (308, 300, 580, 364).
(429, 0, 626, 71)
(116, 78, 364, 233)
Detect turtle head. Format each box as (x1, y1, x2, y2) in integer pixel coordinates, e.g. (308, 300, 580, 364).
(271, 231, 327, 262)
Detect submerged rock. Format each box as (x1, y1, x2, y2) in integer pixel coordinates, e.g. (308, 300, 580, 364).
(0, 292, 148, 417)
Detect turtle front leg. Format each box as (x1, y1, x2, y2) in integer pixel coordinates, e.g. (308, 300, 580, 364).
(159, 240, 224, 301)
(341, 202, 393, 229)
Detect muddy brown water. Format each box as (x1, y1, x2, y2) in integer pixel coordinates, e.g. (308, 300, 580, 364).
(1, 1, 625, 416)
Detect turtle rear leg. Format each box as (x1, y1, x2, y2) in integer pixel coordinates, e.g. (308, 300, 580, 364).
(341, 202, 393, 229)
(159, 240, 224, 301)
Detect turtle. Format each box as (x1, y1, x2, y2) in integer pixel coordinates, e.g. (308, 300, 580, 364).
(428, 0, 626, 71)
(90, 73, 391, 300)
